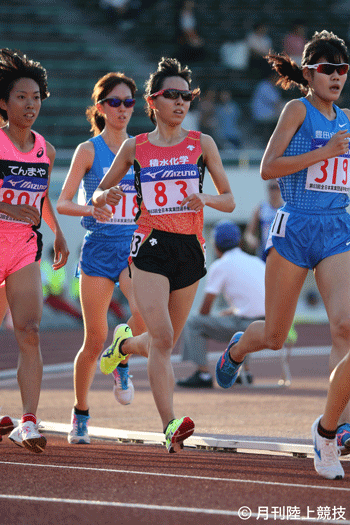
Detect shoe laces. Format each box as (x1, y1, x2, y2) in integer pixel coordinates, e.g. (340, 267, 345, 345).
(321, 438, 341, 465)
(114, 367, 130, 390)
(73, 414, 89, 435)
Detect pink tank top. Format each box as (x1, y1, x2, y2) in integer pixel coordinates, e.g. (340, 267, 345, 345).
(0, 129, 50, 232)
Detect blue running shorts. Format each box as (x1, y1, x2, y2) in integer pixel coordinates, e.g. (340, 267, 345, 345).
(78, 235, 132, 283)
(265, 205, 350, 269)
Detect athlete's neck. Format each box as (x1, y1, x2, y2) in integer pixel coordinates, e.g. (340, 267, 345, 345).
(148, 126, 188, 147)
(306, 95, 337, 121)
(1, 124, 35, 152)
(100, 127, 129, 154)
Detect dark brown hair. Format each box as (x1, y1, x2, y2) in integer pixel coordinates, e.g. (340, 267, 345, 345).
(86, 72, 137, 136)
(144, 57, 200, 124)
(265, 30, 349, 94)
(0, 48, 49, 123)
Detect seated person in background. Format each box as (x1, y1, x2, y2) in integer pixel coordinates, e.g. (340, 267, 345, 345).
(250, 64, 285, 146)
(215, 90, 242, 150)
(177, 221, 265, 388)
(244, 180, 284, 261)
(246, 21, 273, 79)
(197, 88, 219, 142)
(283, 20, 307, 66)
(176, 0, 206, 62)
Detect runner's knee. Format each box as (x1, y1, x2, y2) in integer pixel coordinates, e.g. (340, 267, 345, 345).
(264, 331, 285, 351)
(151, 326, 174, 353)
(330, 315, 350, 344)
(14, 319, 40, 348)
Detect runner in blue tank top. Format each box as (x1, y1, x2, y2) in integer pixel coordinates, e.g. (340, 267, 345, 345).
(57, 72, 146, 445)
(244, 180, 284, 261)
(216, 30, 350, 480)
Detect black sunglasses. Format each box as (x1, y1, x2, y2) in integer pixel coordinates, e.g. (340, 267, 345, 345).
(98, 97, 136, 108)
(150, 88, 194, 101)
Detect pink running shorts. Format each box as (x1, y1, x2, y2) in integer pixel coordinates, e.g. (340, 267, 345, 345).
(0, 229, 40, 287)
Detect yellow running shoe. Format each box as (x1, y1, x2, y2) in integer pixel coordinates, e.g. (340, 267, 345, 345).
(285, 321, 298, 346)
(164, 416, 195, 453)
(100, 324, 132, 375)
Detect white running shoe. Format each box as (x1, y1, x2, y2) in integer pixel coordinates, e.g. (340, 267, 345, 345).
(67, 409, 90, 444)
(113, 365, 134, 405)
(9, 420, 47, 454)
(312, 416, 344, 480)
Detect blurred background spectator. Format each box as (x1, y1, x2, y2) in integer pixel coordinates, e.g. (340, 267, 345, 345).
(215, 89, 242, 150)
(283, 19, 307, 66)
(197, 88, 219, 141)
(99, 0, 154, 32)
(176, 0, 206, 63)
(244, 180, 284, 261)
(246, 21, 273, 79)
(250, 63, 285, 147)
(177, 221, 265, 389)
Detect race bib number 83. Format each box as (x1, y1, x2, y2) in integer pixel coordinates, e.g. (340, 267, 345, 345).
(140, 165, 200, 215)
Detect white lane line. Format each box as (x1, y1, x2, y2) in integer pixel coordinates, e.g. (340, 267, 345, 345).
(1, 461, 349, 493)
(0, 494, 349, 523)
(0, 346, 331, 381)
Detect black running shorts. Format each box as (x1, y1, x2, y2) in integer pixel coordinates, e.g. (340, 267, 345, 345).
(130, 228, 206, 292)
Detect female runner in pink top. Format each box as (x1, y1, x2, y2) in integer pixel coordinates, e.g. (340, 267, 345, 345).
(0, 48, 69, 453)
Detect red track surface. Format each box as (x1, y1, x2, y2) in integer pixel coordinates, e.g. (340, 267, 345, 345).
(1, 324, 349, 525)
(0, 436, 349, 525)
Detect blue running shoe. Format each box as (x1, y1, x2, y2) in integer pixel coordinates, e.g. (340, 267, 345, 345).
(216, 332, 244, 389)
(337, 423, 350, 456)
(68, 410, 90, 444)
(113, 364, 134, 406)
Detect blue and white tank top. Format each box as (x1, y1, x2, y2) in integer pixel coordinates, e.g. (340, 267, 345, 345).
(79, 135, 137, 240)
(279, 98, 350, 212)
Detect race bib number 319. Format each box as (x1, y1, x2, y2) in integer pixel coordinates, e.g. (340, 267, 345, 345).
(306, 138, 350, 193)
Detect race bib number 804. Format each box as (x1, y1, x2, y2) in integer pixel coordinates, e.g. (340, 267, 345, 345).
(0, 175, 47, 223)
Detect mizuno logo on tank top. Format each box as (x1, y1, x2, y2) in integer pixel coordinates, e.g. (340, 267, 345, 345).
(134, 130, 206, 239)
(0, 129, 49, 227)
